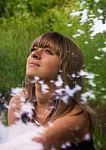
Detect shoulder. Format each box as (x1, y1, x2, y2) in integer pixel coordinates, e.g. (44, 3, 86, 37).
(8, 89, 28, 125)
(65, 105, 90, 132)
(49, 105, 91, 141)
(9, 89, 27, 109)
(32, 105, 92, 148)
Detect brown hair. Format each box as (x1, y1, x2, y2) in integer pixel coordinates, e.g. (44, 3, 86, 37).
(28, 31, 83, 89)
(23, 32, 93, 130)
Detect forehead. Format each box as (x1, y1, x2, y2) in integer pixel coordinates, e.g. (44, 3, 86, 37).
(31, 35, 61, 55)
(33, 36, 56, 47)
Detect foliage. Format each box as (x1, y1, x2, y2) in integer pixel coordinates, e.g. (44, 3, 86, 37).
(0, 0, 106, 149)
(82, 0, 106, 21)
(0, 0, 106, 100)
(0, 0, 75, 91)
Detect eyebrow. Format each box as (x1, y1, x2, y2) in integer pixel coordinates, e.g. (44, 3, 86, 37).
(32, 45, 56, 52)
(31, 44, 60, 56)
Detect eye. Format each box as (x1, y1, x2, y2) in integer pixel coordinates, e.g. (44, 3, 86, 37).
(44, 48, 53, 55)
(30, 47, 38, 52)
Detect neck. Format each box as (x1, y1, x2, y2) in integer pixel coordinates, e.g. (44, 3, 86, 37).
(33, 81, 56, 123)
(35, 80, 56, 109)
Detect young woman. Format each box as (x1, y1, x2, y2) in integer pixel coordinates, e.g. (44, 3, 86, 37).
(8, 32, 95, 150)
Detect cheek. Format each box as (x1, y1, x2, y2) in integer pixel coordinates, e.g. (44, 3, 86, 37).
(27, 56, 30, 62)
(26, 56, 30, 67)
(44, 58, 60, 74)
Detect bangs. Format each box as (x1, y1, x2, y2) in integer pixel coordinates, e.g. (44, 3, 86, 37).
(30, 32, 63, 56)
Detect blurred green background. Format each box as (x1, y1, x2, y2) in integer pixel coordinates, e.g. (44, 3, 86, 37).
(0, 0, 106, 149)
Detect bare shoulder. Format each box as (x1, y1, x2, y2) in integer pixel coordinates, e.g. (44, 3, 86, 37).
(9, 89, 27, 108)
(8, 89, 27, 125)
(45, 105, 90, 134)
(46, 105, 90, 140)
(32, 105, 90, 148)
(62, 105, 90, 132)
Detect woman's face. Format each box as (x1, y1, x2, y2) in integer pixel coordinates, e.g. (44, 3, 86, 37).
(26, 46, 60, 81)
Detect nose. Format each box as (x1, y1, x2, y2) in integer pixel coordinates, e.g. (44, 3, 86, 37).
(31, 48, 43, 60)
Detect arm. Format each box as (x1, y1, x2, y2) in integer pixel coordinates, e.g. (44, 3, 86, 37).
(8, 95, 22, 125)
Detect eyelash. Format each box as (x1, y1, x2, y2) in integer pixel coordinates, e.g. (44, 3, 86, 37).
(30, 47, 53, 55)
(44, 49, 53, 55)
(31, 48, 37, 52)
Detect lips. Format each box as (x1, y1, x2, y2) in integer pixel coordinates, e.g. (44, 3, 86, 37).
(28, 61, 40, 67)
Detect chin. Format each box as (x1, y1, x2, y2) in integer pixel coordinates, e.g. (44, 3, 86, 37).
(26, 71, 36, 79)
